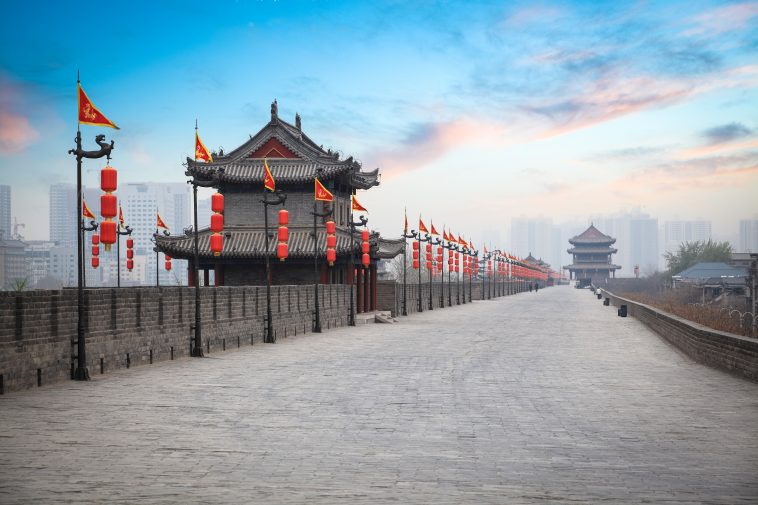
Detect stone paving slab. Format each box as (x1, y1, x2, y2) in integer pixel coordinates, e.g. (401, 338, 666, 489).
(1, 285, 757, 504)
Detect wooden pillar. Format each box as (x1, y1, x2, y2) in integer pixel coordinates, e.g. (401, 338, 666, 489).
(320, 264, 328, 284)
(188, 260, 195, 287)
(370, 264, 377, 311)
(203, 269, 210, 287)
(356, 267, 363, 314)
(363, 267, 370, 313)
(214, 264, 224, 287)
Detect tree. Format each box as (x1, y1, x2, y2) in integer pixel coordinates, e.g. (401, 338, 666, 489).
(664, 240, 732, 276)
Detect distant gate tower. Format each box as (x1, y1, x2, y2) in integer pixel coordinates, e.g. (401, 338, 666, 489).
(564, 224, 621, 286)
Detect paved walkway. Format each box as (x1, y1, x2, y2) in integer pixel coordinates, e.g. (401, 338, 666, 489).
(1, 285, 757, 504)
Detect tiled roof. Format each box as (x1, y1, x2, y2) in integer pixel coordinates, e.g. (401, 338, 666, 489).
(564, 262, 622, 270)
(156, 227, 403, 261)
(674, 262, 747, 280)
(567, 247, 618, 254)
(569, 225, 615, 245)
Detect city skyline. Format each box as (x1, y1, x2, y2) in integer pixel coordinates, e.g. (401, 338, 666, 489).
(1, 1, 756, 245)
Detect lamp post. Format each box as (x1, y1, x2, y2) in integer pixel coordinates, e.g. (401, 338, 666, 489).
(400, 226, 414, 316)
(310, 199, 333, 333)
(68, 132, 113, 381)
(436, 238, 445, 308)
(413, 231, 432, 312)
(442, 239, 456, 307)
(349, 214, 368, 325)
(153, 228, 169, 287)
(429, 236, 441, 310)
(184, 165, 224, 357)
(262, 189, 287, 343)
(115, 224, 133, 288)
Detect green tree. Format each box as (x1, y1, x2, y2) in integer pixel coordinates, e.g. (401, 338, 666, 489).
(664, 240, 732, 276)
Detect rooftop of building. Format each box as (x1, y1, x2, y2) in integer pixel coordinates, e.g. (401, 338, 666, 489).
(568, 224, 616, 245)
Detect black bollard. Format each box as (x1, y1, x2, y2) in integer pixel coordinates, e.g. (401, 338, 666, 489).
(618, 305, 627, 317)
(603, 297, 610, 306)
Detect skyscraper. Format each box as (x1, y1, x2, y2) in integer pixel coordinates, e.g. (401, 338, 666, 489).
(591, 210, 660, 276)
(738, 219, 758, 253)
(663, 220, 712, 254)
(0, 185, 11, 240)
(49, 183, 77, 247)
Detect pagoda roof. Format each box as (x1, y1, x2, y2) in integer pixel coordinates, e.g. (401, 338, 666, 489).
(187, 102, 379, 190)
(155, 226, 402, 261)
(564, 263, 622, 271)
(567, 246, 618, 254)
(568, 224, 616, 245)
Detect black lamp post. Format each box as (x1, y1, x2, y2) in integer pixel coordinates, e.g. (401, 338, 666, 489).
(153, 228, 169, 287)
(115, 223, 132, 288)
(413, 231, 432, 312)
(429, 236, 441, 310)
(400, 227, 414, 316)
(310, 197, 333, 333)
(436, 237, 445, 308)
(68, 132, 113, 381)
(261, 189, 287, 343)
(442, 239, 456, 307)
(350, 214, 368, 324)
(184, 165, 224, 357)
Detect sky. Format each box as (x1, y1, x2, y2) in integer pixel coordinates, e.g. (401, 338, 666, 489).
(1, 0, 757, 245)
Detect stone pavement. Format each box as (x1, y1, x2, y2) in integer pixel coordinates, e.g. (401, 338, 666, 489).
(1, 285, 757, 504)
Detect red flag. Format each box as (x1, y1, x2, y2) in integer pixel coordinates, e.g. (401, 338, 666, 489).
(458, 235, 466, 246)
(82, 200, 95, 219)
(430, 222, 439, 236)
(315, 178, 334, 202)
(419, 218, 428, 234)
(118, 203, 125, 229)
(78, 83, 119, 129)
(263, 159, 275, 192)
(404, 208, 408, 234)
(157, 212, 168, 230)
(195, 129, 213, 163)
(352, 195, 368, 212)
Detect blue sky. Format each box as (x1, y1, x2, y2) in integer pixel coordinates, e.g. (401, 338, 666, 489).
(1, 0, 757, 243)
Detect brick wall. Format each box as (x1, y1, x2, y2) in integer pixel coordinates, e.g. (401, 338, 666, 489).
(602, 289, 758, 382)
(0, 284, 353, 393)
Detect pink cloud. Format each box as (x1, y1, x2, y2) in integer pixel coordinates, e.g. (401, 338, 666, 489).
(0, 110, 38, 154)
(684, 2, 758, 36)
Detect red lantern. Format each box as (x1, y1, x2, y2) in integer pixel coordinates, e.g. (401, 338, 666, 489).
(412, 250, 419, 260)
(126, 238, 133, 248)
(210, 233, 223, 256)
(437, 246, 443, 255)
(277, 242, 288, 261)
(91, 257, 99, 268)
(425, 243, 432, 253)
(327, 235, 337, 248)
(91, 246, 99, 256)
(278, 226, 289, 242)
(413, 241, 419, 251)
(325, 220, 336, 234)
(278, 209, 289, 226)
(362, 253, 370, 267)
(100, 193, 117, 218)
(165, 260, 172, 271)
(92, 234, 100, 245)
(165, 255, 171, 261)
(100, 220, 116, 247)
(361, 229, 369, 241)
(326, 248, 336, 265)
(211, 213, 224, 233)
(100, 166, 117, 192)
(211, 192, 224, 213)
(126, 249, 134, 259)
(361, 242, 370, 254)
(426, 261, 432, 270)
(413, 259, 419, 269)
(126, 259, 134, 271)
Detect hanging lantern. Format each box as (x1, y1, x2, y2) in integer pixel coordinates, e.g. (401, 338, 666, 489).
(126, 259, 134, 271)
(362, 253, 370, 267)
(210, 213, 224, 233)
(126, 238, 133, 249)
(326, 235, 337, 248)
(413, 259, 419, 269)
(278, 226, 289, 242)
(413, 241, 419, 251)
(277, 242, 288, 261)
(361, 241, 370, 254)
(278, 209, 289, 225)
(426, 260, 432, 270)
(126, 249, 134, 259)
(99, 165, 118, 251)
(165, 258, 172, 271)
(325, 220, 336, 266)
(361, 229, 369, 242)
(92, 234, 100, 246)
(325, 220, 336, 234)
(91, 257, 99, 268)
(413, 250, 419, 260)
(210, 233, 223, 256)
(91, 245, 99, 256)
(326, 248, 337, 264)
(425, 243, 432, 254)
(211, 192, 224, 213)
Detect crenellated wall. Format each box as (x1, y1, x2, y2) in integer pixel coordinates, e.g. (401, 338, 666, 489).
(0, 284, 352, 394)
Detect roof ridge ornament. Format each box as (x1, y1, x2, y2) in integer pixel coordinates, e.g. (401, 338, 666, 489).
(271, 99, 278, 121)
(295, 112, 301, 130)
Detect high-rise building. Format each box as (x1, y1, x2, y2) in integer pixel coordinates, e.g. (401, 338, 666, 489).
(663, 220, 712, 253)
(510, 218, 558, 267)
(49, 183, 77, 247)
(0, 185, 10, 240)
(590, 210, 660, 276)
(739, 219, 758, 253)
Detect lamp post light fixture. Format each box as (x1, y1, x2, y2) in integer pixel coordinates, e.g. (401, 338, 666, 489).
(429, 236, 441, 310)
(184, 165, 225, 357)
(153, 228, 170, 287)
(310, 199, 333, 333)
(115, 224, 133, 288)
(349, 214, 369, 325)
(413, 231, 432, 312)
(400, 225, 414, 316)
(68, 132, 113, 381)
(442, 239, 457, 307)
(261, 189, 287, 343)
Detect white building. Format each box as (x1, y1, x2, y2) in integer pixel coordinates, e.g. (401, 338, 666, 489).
(591, 210, 660, 277)
(663, 220, 712, 253)
(738, 219, 758, 253)
(0, 185, 10, 240)
(49, 183, 78, 248)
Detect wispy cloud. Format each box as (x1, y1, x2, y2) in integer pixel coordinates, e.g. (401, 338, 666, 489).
(0, 110, 38, 154)
(701, 122, 754, 144)
(684, 1, 758, 37)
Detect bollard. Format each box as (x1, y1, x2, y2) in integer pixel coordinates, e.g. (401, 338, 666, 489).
(618, 305, 627, 317)
(603, 298, 610, 306)
(597, 293, 602, 299)
(100, 358, 104, 374)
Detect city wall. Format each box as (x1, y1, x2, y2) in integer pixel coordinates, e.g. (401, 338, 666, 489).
(0, 284, 351, 393)
(601, 289, 758, 382)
